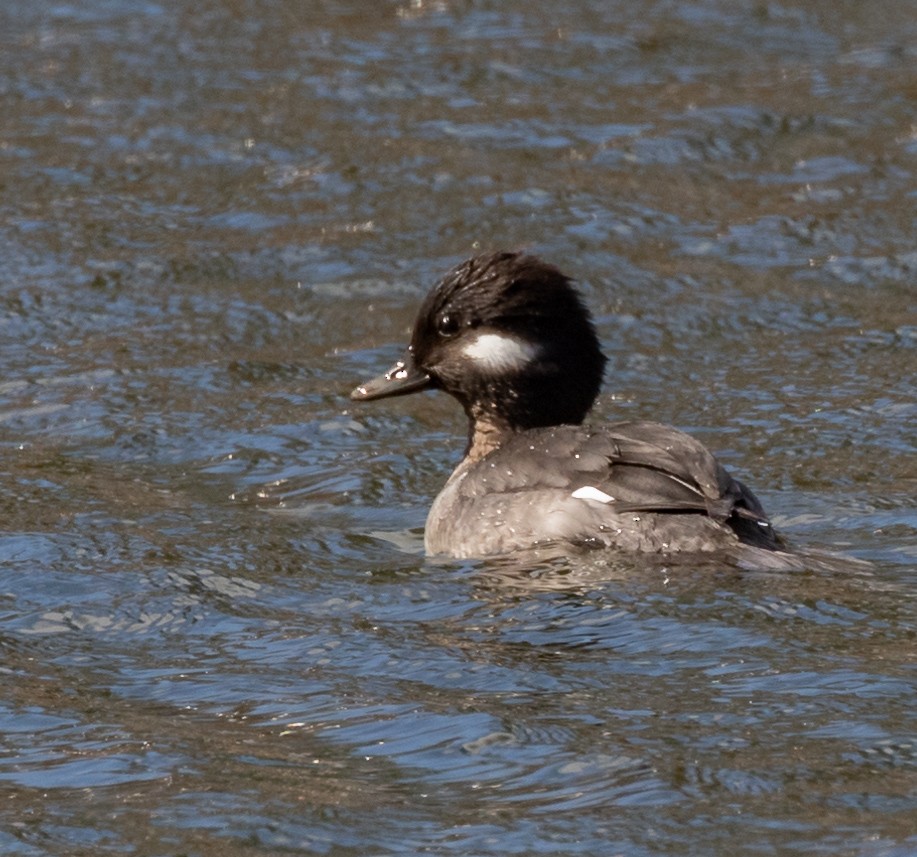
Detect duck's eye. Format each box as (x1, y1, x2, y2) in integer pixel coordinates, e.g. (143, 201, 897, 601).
(437, 313, 460, 337)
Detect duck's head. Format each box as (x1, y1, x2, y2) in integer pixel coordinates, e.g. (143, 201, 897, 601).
(351, 251, 606, 433)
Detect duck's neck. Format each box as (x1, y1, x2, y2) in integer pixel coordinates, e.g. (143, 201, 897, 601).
(463, 407, 514, 463)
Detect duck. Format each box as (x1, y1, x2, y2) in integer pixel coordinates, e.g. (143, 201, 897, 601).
(351, 251, 787, 561)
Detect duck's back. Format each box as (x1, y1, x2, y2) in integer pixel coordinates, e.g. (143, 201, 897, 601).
(425, 420, 783, 559)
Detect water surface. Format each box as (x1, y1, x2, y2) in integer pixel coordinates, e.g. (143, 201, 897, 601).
(1, 1, 915, 854)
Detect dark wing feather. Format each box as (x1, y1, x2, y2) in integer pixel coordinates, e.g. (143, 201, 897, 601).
(480, 420, 780, 550)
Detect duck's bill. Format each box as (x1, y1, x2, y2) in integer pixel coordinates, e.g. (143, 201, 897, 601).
(350, 354, 433, 401)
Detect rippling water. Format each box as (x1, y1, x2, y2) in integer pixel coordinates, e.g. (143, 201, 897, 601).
(1, 1, 915, 854)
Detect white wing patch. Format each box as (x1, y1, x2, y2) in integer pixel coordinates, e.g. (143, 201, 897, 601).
(462, 333, 539, 373)
(571, 486, 615, 504)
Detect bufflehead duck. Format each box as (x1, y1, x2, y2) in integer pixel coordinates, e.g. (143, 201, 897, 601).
(351, 251, 785, 560)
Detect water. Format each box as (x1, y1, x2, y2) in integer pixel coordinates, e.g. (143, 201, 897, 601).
(1, 1, 915, 854)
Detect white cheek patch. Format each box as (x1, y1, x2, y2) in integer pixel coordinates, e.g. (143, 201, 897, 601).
(461, 333, 540, 373)
(571, 486, 615, 504)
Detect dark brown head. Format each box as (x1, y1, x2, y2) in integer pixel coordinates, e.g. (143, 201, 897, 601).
(351, 252, 606, 431)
